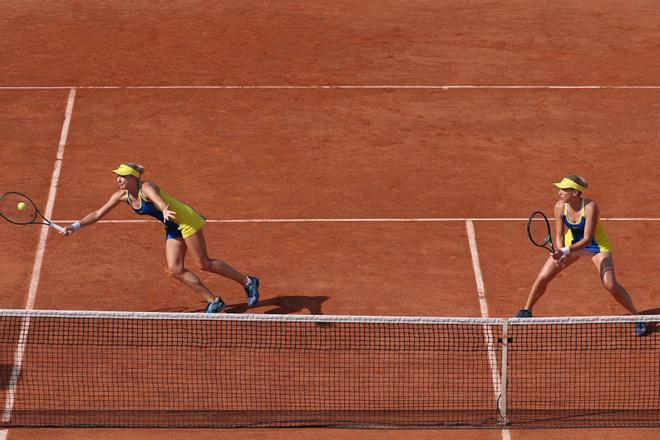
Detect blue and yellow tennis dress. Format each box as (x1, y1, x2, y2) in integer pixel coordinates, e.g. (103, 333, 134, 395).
(563, 199, 611, 253)
(126, 184, 206, 239)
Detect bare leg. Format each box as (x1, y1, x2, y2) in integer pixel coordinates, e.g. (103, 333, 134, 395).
(591, 253, 639, 314)
(524, 253, 579, 311)
(184, 229, 248, 285)
(165, 237, 216, 302)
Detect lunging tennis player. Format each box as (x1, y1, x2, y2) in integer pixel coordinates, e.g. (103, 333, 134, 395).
(516, 175, 648, 336)
(61, 162, 259, 313)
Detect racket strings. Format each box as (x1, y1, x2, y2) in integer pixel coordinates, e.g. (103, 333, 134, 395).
(528, 214, 552, 247)
(0, 193, 38, 224)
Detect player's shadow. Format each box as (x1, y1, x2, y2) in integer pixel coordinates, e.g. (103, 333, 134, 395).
(226, 295, 329, 315)
(180, 295, 329, 315)
(151, 307, 190, 313)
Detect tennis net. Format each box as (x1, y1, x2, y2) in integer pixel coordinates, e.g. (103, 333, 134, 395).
(0, 310, 657, 428)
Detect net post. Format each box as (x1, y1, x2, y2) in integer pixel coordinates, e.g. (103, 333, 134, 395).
(498, 318, 510, 425)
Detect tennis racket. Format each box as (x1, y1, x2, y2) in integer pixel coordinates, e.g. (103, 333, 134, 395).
(527, 210, 555, 253)
(0, 192, 65, 233)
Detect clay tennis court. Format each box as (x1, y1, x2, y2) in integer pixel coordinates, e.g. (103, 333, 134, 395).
(1, 1, 659, 439)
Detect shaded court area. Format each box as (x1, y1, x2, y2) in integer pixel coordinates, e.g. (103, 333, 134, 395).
(6, 428, 503, 440)
(5, 428, 656, 440)
(4, 429, 656, 440)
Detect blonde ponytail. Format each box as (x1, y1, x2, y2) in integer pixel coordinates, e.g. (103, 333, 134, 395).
(123, 162, 145, 176)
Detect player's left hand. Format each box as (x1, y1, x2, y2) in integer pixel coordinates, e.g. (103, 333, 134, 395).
(60, 224, 77, 236)
(162, 205, 176, 222)
(553, 255, 567, 269)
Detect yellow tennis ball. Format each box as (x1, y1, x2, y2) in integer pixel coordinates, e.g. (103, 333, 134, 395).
(17, 202, 26, 211)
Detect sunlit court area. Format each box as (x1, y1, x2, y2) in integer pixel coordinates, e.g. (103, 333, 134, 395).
(1, 1, 659, 439)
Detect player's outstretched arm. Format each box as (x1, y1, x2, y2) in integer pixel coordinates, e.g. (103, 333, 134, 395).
(61, 190, 124, 236)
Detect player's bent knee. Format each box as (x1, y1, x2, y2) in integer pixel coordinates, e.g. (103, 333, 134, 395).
(196, 259, 213, 272)
(167, 266, 185, 278)
(600, 273, 617, 291)
(602, 279, 617, 292)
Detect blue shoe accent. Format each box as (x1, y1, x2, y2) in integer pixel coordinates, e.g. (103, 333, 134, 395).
(635, 321, 649, 337)
(244, 276, 260, 307)
(205, 298, 226, 313)
(515, 309, 533, 318)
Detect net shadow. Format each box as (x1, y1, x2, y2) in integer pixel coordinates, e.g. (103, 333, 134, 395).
(0, 363, 14, 390)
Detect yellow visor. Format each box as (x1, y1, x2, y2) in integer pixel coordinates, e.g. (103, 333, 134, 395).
(112, 164, 141, 178)
(554, 177, 586, 192)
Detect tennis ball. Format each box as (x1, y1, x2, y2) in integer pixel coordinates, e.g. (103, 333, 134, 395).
(17, 202, 26, 211)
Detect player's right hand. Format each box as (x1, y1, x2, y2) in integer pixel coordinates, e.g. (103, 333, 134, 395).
(60, 224, 76, 236)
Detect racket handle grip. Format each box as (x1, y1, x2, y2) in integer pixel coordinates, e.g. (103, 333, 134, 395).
(49, 222, 65, 233)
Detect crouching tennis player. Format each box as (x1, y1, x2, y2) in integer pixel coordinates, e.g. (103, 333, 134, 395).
(516, 175, 648, 336)
(61, 162, 259, 313)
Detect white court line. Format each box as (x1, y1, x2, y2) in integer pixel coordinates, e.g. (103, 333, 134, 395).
(466, 220, 511, 440)
(1, 88, 77, 428)
(2, 84, 660, 90)
(53, 217, 660, 224)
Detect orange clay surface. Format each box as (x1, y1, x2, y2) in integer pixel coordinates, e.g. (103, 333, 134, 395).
(1, 1, 659, 439)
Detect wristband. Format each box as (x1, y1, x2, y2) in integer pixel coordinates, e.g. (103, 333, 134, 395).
(72, 221, 81, 231)
(560, 247, 570, 256)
